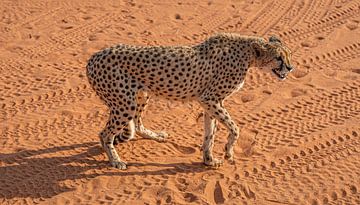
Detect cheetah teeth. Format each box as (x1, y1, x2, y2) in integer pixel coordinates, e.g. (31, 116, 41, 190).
(272, 68, 286, 80)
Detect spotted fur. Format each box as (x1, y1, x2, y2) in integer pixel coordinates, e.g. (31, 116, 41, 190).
(86, 33, 294, 169)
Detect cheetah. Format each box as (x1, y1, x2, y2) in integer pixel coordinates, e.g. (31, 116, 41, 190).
(86, 33, 294, 169)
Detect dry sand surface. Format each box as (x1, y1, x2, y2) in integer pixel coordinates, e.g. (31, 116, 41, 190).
(1, 0, 360, 204)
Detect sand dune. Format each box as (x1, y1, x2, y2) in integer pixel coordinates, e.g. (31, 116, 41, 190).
(0, 0, 359, 204)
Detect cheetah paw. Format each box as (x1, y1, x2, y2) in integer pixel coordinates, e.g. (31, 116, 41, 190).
(225, 153, 235, 164)
(110, 160, 127, 170)
(204, 158, 224, 168)
(154, 131, 168, 142)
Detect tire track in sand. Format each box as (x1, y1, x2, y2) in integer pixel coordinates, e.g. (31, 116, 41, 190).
(0, 83, 94, 121)
(1, 108, 106, 147)
(239, 0, 295, 35)
(300, 0, 329, 26)
(279, 1, 360, 42)
(302, 41, 360, 71)
(0, 59, 86, 101)
(237, 128, 360, 204)
(236, 80, 360, 154)
(16, 7, 138, 59)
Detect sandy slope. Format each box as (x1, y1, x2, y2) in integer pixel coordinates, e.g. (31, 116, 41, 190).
(0, 0, 359, 204)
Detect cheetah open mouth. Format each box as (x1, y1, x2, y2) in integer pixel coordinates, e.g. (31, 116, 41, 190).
(272, 68, 287, 80)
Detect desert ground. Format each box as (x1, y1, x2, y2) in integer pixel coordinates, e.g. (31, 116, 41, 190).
(0, 0, 360, 204)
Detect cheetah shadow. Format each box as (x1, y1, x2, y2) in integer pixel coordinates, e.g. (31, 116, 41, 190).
(0, 141, 208, 201)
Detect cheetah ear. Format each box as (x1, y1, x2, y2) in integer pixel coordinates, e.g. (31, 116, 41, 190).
(269, 35, 282, 44)
(251, 41, 266, 58)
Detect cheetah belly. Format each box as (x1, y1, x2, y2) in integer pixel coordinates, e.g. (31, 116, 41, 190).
(225, 81, 245, 99)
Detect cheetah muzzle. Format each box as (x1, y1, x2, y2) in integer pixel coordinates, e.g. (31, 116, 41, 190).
(271, 57, 294, 80)
(86, 33, 295, 169)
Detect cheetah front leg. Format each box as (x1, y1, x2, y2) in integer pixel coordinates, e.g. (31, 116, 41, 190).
(202, 111, 223, 167)
(135, 91, 168, 142)
(200, 100, 240, 164)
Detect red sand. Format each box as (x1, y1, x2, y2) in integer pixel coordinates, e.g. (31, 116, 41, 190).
(0, 0, 359, 204)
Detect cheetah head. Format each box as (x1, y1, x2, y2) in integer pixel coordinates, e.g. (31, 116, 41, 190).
(251, 36, 294, 80)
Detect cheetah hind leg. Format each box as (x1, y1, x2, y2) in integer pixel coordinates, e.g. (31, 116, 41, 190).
(113, 121, 167, 144)
(100, 110, 136, 169)
(135, 91, 168, 142)
(137, 125, 168, 142)
(113, 120, 135, 145)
